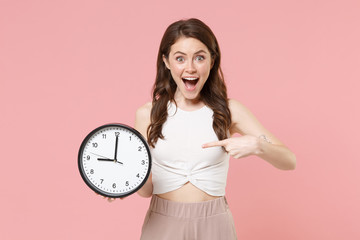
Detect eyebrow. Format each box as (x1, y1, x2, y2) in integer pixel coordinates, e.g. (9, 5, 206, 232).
(173, 50, 208, 56)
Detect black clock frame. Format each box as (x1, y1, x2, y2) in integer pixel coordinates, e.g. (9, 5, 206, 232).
(78, 123, 152, 198)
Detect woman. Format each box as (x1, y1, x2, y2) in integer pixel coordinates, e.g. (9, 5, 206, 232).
(135, 18, 296, 240)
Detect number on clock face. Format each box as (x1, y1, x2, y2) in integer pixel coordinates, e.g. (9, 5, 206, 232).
(79, 125, 150, 197)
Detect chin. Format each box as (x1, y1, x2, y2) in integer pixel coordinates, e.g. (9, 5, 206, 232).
(180, 90, 199, 100)
(186, 95, 201, 101)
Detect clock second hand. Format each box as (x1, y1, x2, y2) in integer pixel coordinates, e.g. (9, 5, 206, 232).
(90, 152, 112, 160)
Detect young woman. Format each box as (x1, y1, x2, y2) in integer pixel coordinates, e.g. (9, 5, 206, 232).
(135, 18, 296, 240)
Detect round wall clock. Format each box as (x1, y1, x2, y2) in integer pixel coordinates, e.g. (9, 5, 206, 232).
(78, 123, 151, 198)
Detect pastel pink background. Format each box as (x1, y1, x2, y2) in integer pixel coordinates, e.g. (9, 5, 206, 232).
(1, 0, 359, 239)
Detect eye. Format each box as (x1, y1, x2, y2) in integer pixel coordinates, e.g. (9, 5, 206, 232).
(176, 56, 184, 62)
(195, 55, 205, 61)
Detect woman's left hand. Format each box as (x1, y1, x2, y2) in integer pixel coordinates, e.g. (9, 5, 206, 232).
(202, 135, 261, 159)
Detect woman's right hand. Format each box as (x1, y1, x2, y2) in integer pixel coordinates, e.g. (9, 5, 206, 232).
(96, 193, 126, 202)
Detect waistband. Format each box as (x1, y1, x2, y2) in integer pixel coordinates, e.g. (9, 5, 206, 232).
(149, 195, 229, 218)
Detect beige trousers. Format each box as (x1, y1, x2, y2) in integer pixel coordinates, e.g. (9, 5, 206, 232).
(140, 195, 237, 240)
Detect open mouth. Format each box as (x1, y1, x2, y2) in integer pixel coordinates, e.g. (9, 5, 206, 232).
(182, 77, 199, 91)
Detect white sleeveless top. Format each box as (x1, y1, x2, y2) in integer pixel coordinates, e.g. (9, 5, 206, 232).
(151, 101, 230, 196)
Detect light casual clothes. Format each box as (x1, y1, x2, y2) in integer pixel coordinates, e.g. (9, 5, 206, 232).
(140, 195, 237, 240)
(151, 101, 230, 196)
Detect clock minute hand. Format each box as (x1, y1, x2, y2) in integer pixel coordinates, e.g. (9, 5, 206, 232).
(113, 136, 123, 164)
(114, 135, 119, 161)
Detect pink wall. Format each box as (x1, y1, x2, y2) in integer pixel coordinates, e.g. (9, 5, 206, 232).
(1, 0, 359, 239)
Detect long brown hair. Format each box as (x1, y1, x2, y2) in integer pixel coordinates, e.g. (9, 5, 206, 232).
(147, 18, 231, 148)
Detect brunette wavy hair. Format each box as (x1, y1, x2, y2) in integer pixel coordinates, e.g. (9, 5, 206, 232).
(147, 18, 231, 148)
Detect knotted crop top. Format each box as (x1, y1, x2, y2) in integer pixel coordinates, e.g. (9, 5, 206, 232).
(151, 101, 230, 196)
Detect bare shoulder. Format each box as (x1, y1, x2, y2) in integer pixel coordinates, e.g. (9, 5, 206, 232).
(135, 102, 152, 139)
(228, 98, 285, 145)
(228, 98, 253, 123)
(229, 99, 252, 131)
(228, 98, 246, 113)
(136, 102, 152, 119)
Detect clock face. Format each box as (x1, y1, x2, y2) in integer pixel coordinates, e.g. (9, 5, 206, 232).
(78, 124, 151, 198)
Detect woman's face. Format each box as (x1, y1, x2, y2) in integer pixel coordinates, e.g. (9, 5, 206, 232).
(163, 37, 213, 102)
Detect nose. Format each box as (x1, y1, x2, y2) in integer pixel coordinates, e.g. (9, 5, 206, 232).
(185, 60, 196, 73)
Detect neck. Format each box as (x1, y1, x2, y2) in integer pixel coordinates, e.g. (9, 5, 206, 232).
(173, 89, 204, 111)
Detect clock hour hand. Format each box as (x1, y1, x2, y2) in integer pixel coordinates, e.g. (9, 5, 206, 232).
(96, 158, 123, 165)
(97, 158, 115, 162)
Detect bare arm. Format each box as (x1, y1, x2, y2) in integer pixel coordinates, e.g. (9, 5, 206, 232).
(134, 102, 154, 197)
(203, 99, 296, 170)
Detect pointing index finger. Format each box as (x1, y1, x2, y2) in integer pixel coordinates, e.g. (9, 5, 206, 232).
(202, 139, 226, 148)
